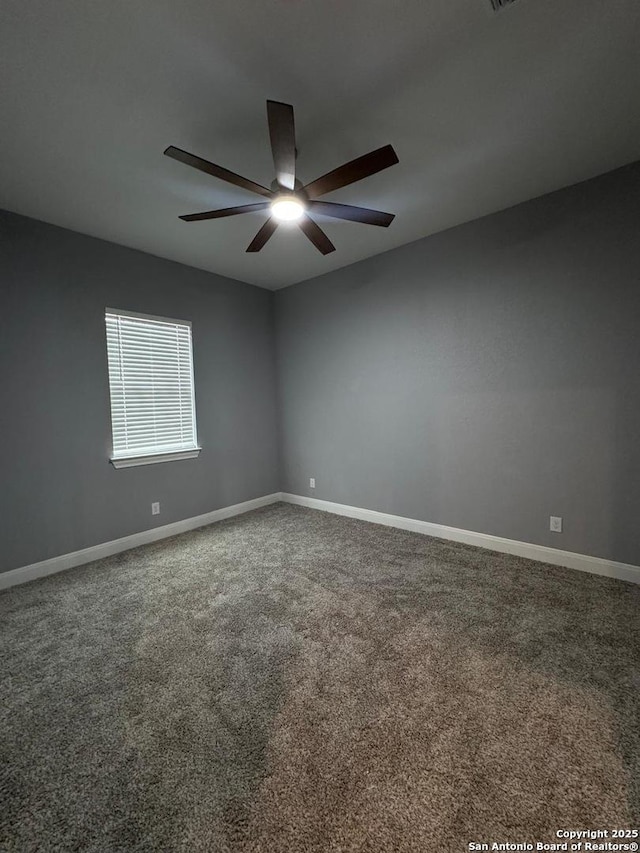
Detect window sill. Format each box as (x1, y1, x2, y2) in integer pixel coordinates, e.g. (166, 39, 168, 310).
(110, 448, 201, 469)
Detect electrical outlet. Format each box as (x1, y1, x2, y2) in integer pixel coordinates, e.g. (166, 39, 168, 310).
(309, 478, 316, 489)
(152, 502, 160, 516)
(550, 516, 562, 533)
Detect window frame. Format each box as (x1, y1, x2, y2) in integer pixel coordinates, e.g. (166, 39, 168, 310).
(105, 308, 201, 469)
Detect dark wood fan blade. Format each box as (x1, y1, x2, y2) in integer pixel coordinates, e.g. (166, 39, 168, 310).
(246, 217, 278, 252)
(164, 146, 272, 199)
(303, 145, 399, 199)
(267, 100, 296, 191)
(298, 215, 336, 255)
(180, 203, 271, 222)
(308, 201, 394, 227)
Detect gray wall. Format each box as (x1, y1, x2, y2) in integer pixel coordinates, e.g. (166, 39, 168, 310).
(3, 162, 639, 575)
(276, 162, 640, 566)
(0, 210, 279, 574)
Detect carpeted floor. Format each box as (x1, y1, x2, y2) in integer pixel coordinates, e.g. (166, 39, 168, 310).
(1, 502, 638, 852)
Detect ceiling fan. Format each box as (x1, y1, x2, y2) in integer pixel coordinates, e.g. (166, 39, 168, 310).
(164, 100, 399, 255)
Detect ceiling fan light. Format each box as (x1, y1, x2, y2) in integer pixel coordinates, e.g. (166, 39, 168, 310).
(271, 195, 305, 222)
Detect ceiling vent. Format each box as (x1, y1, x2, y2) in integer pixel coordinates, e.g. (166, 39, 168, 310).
(489, 0, 522, 10)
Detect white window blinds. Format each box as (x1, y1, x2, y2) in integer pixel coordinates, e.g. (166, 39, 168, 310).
(105, 310, 199, 463)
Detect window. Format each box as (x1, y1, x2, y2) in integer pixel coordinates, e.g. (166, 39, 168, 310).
(105, 309, 200, 468)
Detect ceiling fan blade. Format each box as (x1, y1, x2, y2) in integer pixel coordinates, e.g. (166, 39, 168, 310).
(308, 201, 395, 227)
(180, 203, 271, 222)
(164, 146, 272, 199)
(267, 100, 296, 191)
(303, 145, 399, 199)
(246, 217, 278, 252)
(298, 215, 336, 255)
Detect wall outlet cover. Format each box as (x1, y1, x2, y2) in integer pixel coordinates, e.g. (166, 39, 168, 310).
(152, 502, 160, 515)
(309, 478, 316, 489)
(550, 516, 562, 533)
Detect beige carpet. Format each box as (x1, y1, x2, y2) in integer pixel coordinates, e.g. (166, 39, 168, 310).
(1, 502, 638, 852)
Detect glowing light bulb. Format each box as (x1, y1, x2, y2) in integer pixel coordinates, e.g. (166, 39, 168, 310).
(271, 195, 305, 222)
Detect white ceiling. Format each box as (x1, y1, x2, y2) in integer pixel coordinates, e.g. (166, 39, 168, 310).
(2, 0, 639, 290)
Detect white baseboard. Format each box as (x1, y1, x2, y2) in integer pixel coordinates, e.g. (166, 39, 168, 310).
(4, 491, 638, 590)
(281, 493, 640, 586)
(0, 492, 283, 591)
